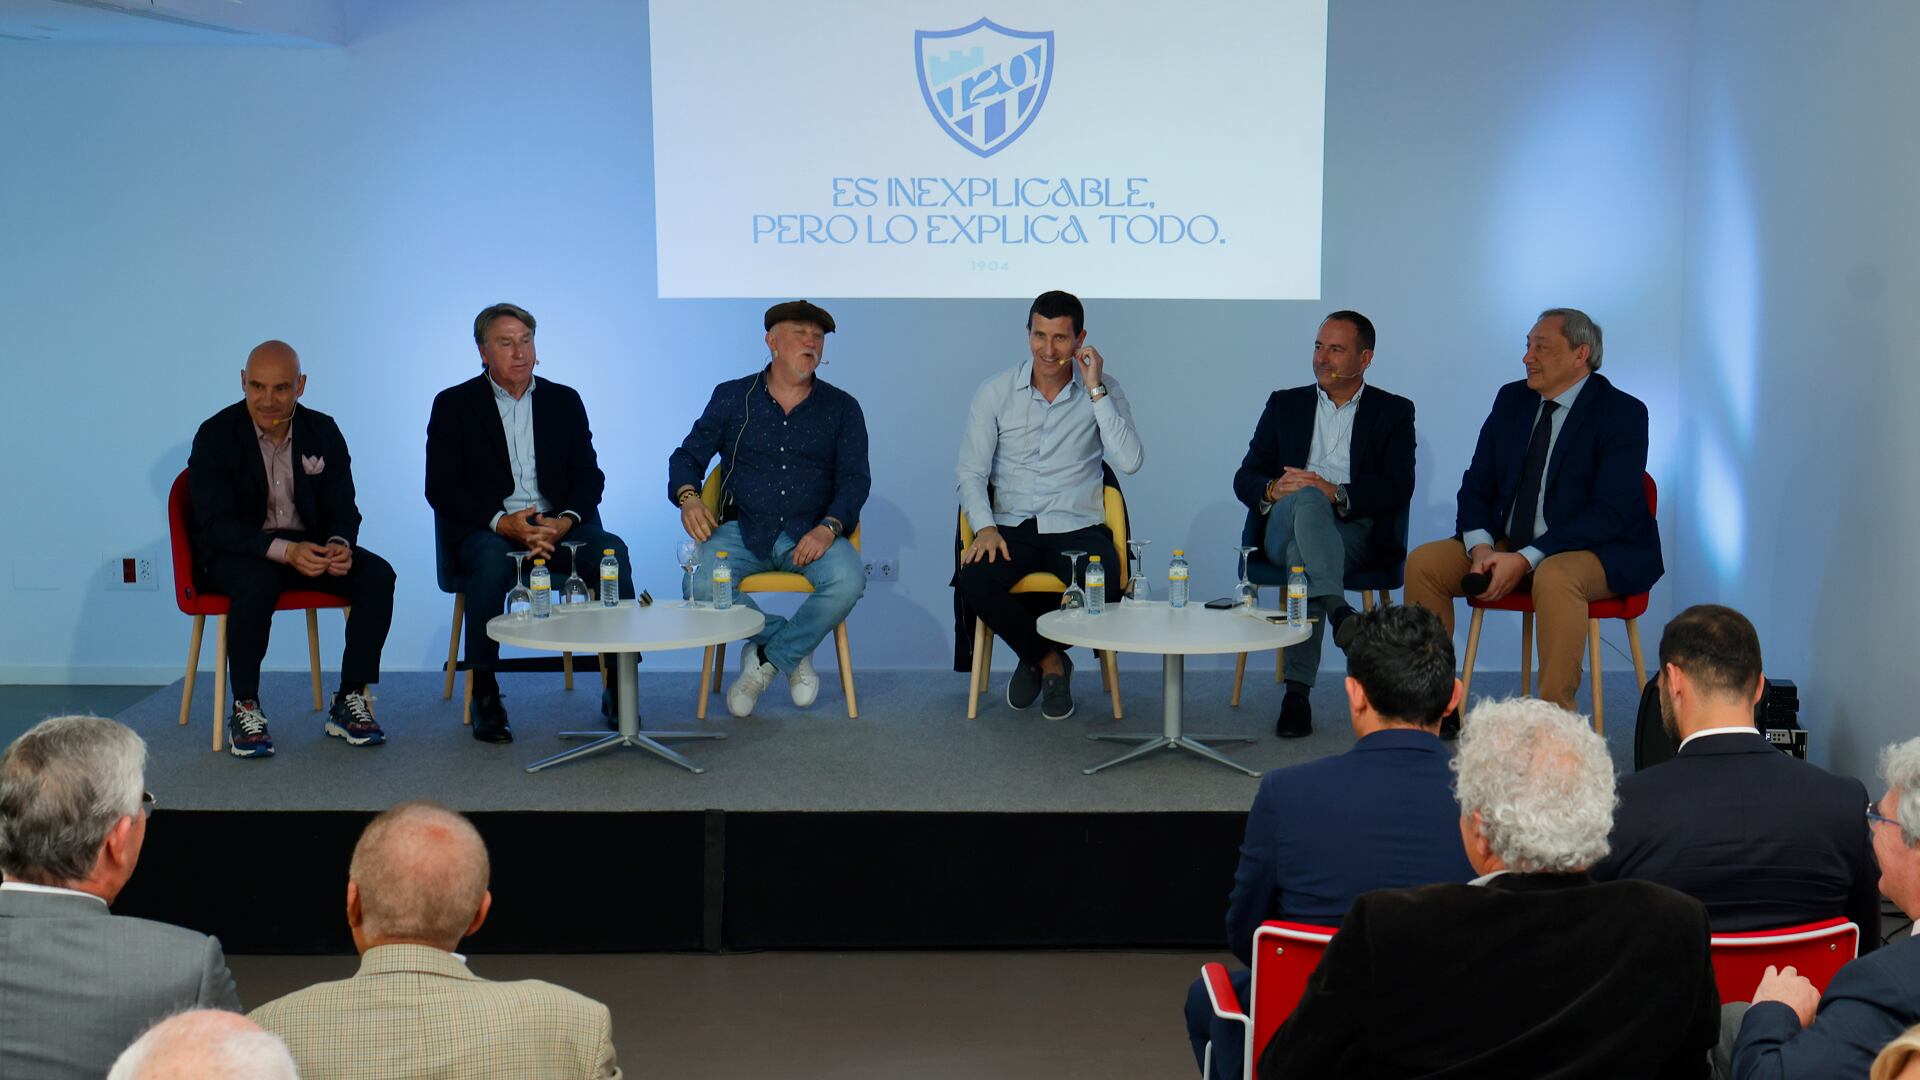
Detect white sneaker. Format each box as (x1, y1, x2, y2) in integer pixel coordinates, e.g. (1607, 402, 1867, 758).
(727, 643, 778, 718)
(789, 654, 821, 708)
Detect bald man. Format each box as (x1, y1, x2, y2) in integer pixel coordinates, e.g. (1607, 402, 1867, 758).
(250, 802, 622, 1079)
(108, 1010, 298, 1080)
(188, 341, 396, 757)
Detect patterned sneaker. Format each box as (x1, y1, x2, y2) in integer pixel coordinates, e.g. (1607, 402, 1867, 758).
(228, 700, 275, 758)
(788, 654, 821, 708)
(726, 643, 778, 718)
(325, 690, 385, 747)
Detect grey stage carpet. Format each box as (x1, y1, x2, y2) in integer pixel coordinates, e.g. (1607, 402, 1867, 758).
(119, 664, 1649, 814)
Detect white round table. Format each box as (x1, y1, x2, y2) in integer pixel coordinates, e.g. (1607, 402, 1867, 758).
(487, 601, 765, 774)
(1038, 602, 1311, 776)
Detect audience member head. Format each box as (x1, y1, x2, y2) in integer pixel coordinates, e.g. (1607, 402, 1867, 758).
(1871, 737, 1920, 920)
(1871, 1022, 1920, 1080)
(1657, 604, 1766, 738)
(346, 800, 492, 953)
(472, 302, 537, 394)
(0, 716, 149, 902)
(107, 1010, 298, 1080)
(1526, 308, 1602, 397)
(1342, 604, 1461, 734)
(1452, 698, 1615, 876)
(240, 341, 304, 433)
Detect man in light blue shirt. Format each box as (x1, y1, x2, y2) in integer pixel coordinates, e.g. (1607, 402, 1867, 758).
(956, 290, 1144, 720)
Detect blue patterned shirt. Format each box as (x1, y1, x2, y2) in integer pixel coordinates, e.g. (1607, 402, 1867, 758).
(668, 367, 870, 559)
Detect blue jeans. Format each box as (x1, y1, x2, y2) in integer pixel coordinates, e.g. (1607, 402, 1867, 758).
(1262, 490, 1373, 688)
(687, 521, 865, 673)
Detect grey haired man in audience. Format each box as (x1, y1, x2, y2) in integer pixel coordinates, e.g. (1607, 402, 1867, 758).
(0, 715, 241, 1080)
(108, 1010, 299, 1080)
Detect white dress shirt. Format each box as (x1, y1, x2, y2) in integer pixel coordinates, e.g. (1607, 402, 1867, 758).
(956, 361, 1144, 534)
(488, 374, 551, 530)
(1677, 725, 1762, 752)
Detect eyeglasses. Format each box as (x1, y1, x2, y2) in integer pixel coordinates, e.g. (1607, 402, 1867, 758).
(140, 791, 156, 817)
(1867, 802, 1900, 830)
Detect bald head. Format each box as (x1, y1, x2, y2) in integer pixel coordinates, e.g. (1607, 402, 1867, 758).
(240, 340, 305, 433)
(349, 801, 490, 950)
(107, 1010, 297, 1080)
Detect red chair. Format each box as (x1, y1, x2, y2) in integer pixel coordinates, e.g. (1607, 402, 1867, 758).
(1459, 472, 1658, 734)
(1711, 917, 1859, 1004)
(169, 469, 350, 753)
(1199, 921, 1335, 1079)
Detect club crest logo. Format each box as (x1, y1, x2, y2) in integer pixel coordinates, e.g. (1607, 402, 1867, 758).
(915, 17, 1053, 158)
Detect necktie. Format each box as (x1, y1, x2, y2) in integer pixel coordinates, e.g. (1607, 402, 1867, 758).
(1508, 400, 1559, 549)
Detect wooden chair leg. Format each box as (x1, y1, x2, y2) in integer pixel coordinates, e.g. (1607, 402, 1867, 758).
(211, 615, 228, 753)
(563, 651, 575, 690)
(444, 594, 464, 700)
(1460, 608, 1485, 708)
(1230, 652, 1248, 708)
(1520, 611, 1535, 698)
(1361, 589, 1377, 612)
(1097, 650, 1110, 692)
(1588, 618, 1605, 735)
(306, 608, 324, 711)
(835, 621, 857, 719)
(1276, 646, 1286, 684)
(1625, 618, 1647, 690)
(179, 614, 205, 727)
(713, 643, 727, 693)
(968, 618, 991, 719)
(598, 654, 608, 685)
(697, 646, 715, 721)
(1103, 649, 1123, 720)
(463, 669, 473, 725)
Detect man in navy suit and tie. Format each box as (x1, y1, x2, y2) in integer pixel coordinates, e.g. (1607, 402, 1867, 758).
(1232, 310, 1415, 737)
(1405, 308, 1662, 725)
(1182, 604, 1475, 1079)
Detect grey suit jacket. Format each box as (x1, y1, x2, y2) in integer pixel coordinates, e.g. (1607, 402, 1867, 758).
(0, 887, 241, 1080)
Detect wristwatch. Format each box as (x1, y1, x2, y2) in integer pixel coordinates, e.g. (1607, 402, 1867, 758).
(1335, 485, 1351, 514)
(1088, 383, 1108, 402)
(823, 518, 844, 538)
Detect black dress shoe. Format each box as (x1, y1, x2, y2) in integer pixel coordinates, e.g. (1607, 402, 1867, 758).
(1460, 571, 1492, 598)
(1439, 709, 1461, 741)
(1275, 690, 1312, 738)
(1329, 604, 1360, 653)
(472, 693, 514, 743)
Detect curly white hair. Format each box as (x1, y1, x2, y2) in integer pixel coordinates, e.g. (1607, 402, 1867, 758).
(1453, 697, 1616, 873)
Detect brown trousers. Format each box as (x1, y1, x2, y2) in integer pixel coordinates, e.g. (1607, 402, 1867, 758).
(1403, 538, 1614, 710)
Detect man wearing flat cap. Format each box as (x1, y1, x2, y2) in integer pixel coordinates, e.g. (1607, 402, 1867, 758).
(667, 301, 870, 717)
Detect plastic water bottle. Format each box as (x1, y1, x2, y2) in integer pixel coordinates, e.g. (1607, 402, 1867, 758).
(599, 548, 619, 606)
(1286, 565, 1308, 628)
(530, 559, 552, 618)
(1168, 549, 1190, 608)
(1085, 555, 1106, 615)
(712, 551, 733, 610)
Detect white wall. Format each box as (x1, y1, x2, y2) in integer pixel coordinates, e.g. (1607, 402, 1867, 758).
(0, 0, 1689, 689)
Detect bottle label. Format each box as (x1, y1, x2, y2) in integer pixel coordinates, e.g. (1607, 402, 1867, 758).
(1170, 567, 1189, 580)
(713, 569, 731, 582)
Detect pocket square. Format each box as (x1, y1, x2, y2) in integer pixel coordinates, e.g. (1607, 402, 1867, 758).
(301, 455, 325, 476)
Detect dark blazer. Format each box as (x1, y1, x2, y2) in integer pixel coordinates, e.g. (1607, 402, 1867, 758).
(1258, 874, 1719, 1079)
(1731, 932, 1920, 1079)
(1591, 732, 1880, 952)
(0, 888, 241, 1080)
(1233, 384, 1416, 566)
(187, 401, 360, 569)
(425, 374, 607, 539)
(1454, 373, 1663, 596)
(1225, 728, 1472, 965)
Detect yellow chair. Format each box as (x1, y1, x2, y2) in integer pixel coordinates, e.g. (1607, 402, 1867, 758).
(959, 486, 1127, 720)
(696, 468, 859, 720)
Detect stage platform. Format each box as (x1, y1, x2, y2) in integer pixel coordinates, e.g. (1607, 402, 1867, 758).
(110, 666, 1641, 954)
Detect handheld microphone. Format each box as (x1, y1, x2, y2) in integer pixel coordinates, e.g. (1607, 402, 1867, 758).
(1460, 571, 1492, 596)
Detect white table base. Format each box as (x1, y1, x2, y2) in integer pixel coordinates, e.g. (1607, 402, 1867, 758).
(527, 652, 726, 774)
(1083, 654, 1258, 777)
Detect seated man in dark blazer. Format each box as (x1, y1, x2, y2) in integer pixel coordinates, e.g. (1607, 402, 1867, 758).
(1728, 736, 1920, 1078)
(1405, 308, 1663, 724)
(1183, 604, 1474, 1079)
(1593, 604, 1879, 949)
(1259, 697, 1719, 1079)
(0, 717, 241, 1079)
(189, 340, 395, 756)
(426, 303, 633, 744)
(1232, 310, 1415, 737)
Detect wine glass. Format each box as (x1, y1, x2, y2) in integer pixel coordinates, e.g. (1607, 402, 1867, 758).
(1123, 539, 1152, 603)
(560, 541, 591, 610)
(504, 551, 532, 622)
(676, 539, 701, 608)
(1234, 545, 1260, 611)
(1059, 550, 1088, 617)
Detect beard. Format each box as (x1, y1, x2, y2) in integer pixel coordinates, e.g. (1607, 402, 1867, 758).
(1658, 677, 1678, 740)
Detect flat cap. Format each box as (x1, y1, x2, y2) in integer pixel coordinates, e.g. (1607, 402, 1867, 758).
(764, 300, 835, 333)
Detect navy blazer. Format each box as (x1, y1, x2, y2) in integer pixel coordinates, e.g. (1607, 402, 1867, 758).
(1454, 373, 1663, 596)
(425, 374, 608, 539)
(1591, 732, 1880, 952)
(1224, 728, 1473, 966)
(187, 400, 361, 569)
(1232, 384, 1416, 566)
(1732, 933, 1920, 1079)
